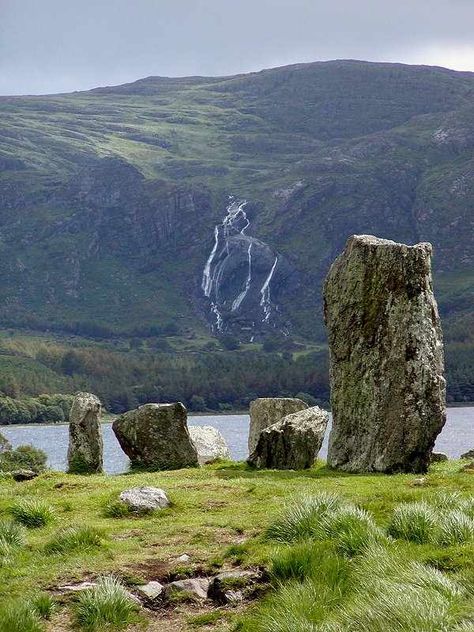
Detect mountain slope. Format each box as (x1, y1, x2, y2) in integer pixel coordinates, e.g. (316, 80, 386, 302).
(0, 60, 473, 382)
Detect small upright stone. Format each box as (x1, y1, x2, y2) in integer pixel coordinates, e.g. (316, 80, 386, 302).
(67, 392, 103, 474)
(248, 397, 308, 454)
(324, 235, 446, 473)
(112, 403, 199, 470)
(248, 406, 329, 470)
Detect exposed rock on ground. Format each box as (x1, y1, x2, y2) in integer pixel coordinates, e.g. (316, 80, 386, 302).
(324, 234, 446, 473)
(248, 406, 329, 469)
(11, 469, 38, 481)
(431, 452, 448, 463)
(248, 397, 308, 454)
(67, 392, 103, 474)
(461, 449, 474, 460)
(136, 581, 164, 601)
(164, 578, 210, 602)
(207, 569, 263, 604)
(189, 425, 231, 464)
(119, 487, 170, 513)
(112, 403, 199, 470)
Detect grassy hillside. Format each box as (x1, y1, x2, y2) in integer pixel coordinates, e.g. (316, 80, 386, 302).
(0, 60, 473, 401)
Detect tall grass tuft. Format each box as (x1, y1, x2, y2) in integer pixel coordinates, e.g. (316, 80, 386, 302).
(44, 526, 103, 554)
(0, 519, 26, 547)
(74, 576, 139, 631)
(436, 510, 474, 547)
(271, 541, 348, 582)
(322, 505, 388, 557)
(30, 594, 57, 620)
(10, 499, 54, 528)
(265, 492, 343, 542)
(0, 601, 43, 632)
(387, 501, 438, 543)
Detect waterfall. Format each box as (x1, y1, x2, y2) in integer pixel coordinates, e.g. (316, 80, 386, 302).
(232, 242, 253, 312)
(260, 255, 278, 322)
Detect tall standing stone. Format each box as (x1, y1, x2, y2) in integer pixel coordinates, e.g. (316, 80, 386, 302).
(248, 398, 308, 454)
(112, 403, 199, 470)
(67, 392, 103, 474)
(324, 235, 446, 473)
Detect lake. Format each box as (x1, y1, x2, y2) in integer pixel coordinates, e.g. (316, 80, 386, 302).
(2, 408, 473, 474)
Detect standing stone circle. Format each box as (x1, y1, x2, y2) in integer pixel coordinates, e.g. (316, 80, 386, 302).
(188, 425, 231, 464)
(248, 405, 329, 470)
(112, 402, 199, 470)
(248, 397, 308, 454)
(67, 392, 103, 474)
(324, 234, 446, 473)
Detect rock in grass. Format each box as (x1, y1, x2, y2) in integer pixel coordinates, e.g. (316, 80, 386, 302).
(135, 581, 164, 601)
(11, 469, 38, 481)
(189, 425, 231, 464)
(431, 452, 448, 463)
(208, 569, 261, 604)
(164, 578, 209, 601)
(324, 235, 446, 474)
(119, 487, 169, 513)
(461, 449, 474, 460)
(0, 431, 11, 453)
(67, 392, 103, 474)
(113, 402, 199, 471)
(248, 398, 308, 454)
(248, 406, 329, 470)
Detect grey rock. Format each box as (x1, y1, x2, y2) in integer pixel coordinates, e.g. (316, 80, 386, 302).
(119, 487, 169, 513)
(461, 449, 474, 460)
(248, 397, 308, 454)
(176, 553, 191, 563)
(208, 569, 263, 604)
(324, 235, 446, 474)
(112, 402, 198, 470)
(164, 578, 209, 601)
(0, 431, 11, 453)
(189, 425, 231, 464)
(135, 581, 164, 601)
(67, 392, 103, 474)
(431, 452, 448, 463)
(11, 469, 38, 481)
(248, 406, 329, 470)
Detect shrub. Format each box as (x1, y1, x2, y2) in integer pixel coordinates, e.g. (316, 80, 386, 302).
(10, 499, 54, 528)
(265, 492, 342, 542)
(0, 601, 43, 632)
(0, 445, 47, 473)
(74, 576, 139, 631)
(44, 526, 103, 554)
(387, 502, 438, 544)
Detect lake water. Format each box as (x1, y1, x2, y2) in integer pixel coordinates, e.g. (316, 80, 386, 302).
(2, 408, 473, 474)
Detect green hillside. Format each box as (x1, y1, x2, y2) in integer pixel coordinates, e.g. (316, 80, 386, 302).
(0, 60, 473, 404)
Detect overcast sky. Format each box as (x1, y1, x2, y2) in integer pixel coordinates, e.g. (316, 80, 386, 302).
(1, 0, 474, 95)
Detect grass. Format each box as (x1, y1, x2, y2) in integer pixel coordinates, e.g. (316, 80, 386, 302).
(10, 499, 54, 528)
(0, 600, 44, 632)
(44, 525, 103, 554)
(0, 460, 474, 630)
(74, 576, 139, 631)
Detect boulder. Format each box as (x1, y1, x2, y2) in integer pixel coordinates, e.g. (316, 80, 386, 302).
(164, 578, 209, 602)
(119, 487, 169, 513)
(208, 569, 262, 604)
(324, 235, 446, 473)
(112, 402, 198, 470)
(248, 397, 308, 454)
(248, 406, 329, 470)
(461, 449, 474, 460)
(431, 452, 448, 463)
(11, 469, 38, 481)
(189, 425, 231, 464)
(67, 392, 103, 474)
(135, 581, 164, 601)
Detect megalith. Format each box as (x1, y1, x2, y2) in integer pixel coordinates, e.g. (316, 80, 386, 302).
(112, 402, 199, 470)
(67, 392, 103, 474)
(188, 425, 231, 464)
(248, 405, 329, 469)
(324, 234, 446, 473)
(248, 397, 308, 454)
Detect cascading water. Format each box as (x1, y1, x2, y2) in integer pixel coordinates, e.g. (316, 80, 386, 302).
(201, 196, 281, 333)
